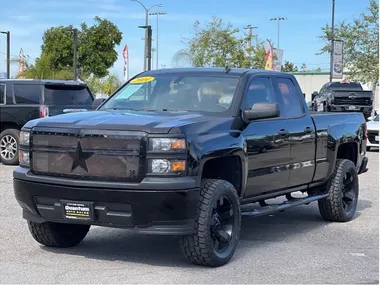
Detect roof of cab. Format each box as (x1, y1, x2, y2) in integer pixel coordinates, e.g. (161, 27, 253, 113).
(141, 67, 284, 76)
(0, 79, 88, 86)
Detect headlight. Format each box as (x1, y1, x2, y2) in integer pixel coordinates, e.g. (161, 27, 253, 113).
(19, 150, 30, 167)
(20, 131, 30, 145)
(150, 159, 186, 174)
(149, 138, 186, 151)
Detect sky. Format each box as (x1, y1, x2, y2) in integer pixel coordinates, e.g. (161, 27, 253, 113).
(0, 0, 371, 80)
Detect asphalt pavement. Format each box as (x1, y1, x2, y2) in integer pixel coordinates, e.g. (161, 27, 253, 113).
(0, 151, 378, 284)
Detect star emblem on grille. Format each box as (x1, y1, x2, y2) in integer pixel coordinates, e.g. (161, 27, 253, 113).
(69, 140, 94, 172)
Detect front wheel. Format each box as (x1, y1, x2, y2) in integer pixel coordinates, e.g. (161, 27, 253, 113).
(28, 221, 90, 248)
(180, 179, 241, 267)
(318, 159, 359, 222)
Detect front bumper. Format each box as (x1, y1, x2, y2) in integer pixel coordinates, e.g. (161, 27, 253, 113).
(13, 167, 200, 235)
(367, 130, 379, 148)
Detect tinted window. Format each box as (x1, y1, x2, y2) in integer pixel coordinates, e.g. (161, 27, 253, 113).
(14, 84, 41, 104)
(0, 84, 5, 104)
(276, 78, 304, 118)
(44, 86, 93, 105)
(327, 82, 362, 91)
(101, 75, 239, 113)
(245, 77, 276, 108)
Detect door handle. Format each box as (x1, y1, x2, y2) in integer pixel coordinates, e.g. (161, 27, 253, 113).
(278, 129, 289, 136)
(304, 127, 313, 134)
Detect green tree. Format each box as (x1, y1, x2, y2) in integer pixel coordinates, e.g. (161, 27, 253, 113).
(318, 0, 379, 89)
(172, 17, 269, 69)
(281, 61, 299, 72)
(300, 63, 308, 72)
(39, 16, 122, 79)
(99, 75, 121, 95)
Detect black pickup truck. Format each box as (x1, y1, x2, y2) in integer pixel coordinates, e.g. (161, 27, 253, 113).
(13, 68, 369, 267)
(311, 81, 373, 120)
(0, 79, 94, 165)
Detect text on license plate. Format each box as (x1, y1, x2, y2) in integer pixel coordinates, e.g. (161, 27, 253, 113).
(63, 201, 92, 220)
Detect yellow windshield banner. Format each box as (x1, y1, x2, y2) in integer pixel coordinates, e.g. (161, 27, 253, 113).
(130, 76, 155, 84)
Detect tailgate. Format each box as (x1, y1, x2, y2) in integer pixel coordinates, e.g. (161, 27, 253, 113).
(42, 84, 94, 116)
(333, 90, 372, 106)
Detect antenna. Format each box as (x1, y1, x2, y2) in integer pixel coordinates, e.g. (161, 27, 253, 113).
(224, 64, 231, 73)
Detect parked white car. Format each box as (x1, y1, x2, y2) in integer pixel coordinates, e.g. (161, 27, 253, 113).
(367, 114, 379, 151)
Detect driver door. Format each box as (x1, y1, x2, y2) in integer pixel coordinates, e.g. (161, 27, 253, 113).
(242, 76, 290, 198)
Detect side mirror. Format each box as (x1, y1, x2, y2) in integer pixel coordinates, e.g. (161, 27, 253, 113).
(242, 102, 280, 123)
(92, 98, 106, 110)
(311, 91, 318, 101)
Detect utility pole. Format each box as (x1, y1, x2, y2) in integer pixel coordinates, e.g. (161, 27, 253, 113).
(149, 11, 167, 69)
(270, 17, 287, 49)
(139, 25, 152, 71)
(0, 31, 10, 79)
(131, 0, 162, 71)
(243, 25, 258, 52)
(329, 0, 335, 82)
(73, 28, 78, 81)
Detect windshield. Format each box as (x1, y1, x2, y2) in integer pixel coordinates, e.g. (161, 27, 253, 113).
(100, 74, 239, 113)
(44, 85, 93, 106)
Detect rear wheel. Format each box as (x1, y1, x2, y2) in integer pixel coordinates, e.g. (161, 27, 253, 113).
(180, 179, 241, 267)
(0, 129, 20, 165)
(28, 221, 90, 248)
(318, 159, 359, 222)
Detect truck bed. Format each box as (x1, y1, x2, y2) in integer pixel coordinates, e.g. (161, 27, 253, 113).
(310, 111, 366, 183)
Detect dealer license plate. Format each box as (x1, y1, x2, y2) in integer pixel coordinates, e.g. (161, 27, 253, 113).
(348, 105, 356, 110)
(376, 136, 379, 142)
(62, 201, 93, 221)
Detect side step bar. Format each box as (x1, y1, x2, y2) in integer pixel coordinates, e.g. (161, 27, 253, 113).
(241, 193, 329, 217)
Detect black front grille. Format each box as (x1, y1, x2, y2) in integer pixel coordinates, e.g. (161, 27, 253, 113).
(31, 131, 146, 182)
(368, 131, 379, 144)
(334, 97, 371, 105)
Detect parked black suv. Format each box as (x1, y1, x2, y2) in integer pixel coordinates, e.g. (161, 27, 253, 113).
(0, 79, 94, 165)
(311, 81, 373, 119)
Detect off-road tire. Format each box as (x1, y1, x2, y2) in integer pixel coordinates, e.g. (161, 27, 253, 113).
(28, 221, 90, 248)
(318, 159, 359, 222)
(179, 179, 241, 267)
(0, 129, 20, 165)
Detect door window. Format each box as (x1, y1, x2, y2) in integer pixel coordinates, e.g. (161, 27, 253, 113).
(245, 77, 276, 108)
(0, 84, 5, 104)
(275, 78, 304, 118)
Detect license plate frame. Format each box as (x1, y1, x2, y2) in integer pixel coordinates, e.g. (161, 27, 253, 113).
(62, 200, 94, 221)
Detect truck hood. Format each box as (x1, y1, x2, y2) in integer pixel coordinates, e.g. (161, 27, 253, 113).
(23, 110, 229, 134)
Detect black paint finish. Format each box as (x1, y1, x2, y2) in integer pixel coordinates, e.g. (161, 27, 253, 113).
(13, 68, 368, 230)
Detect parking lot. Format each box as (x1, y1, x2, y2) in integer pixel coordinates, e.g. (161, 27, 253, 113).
(0, 151, 378, 284)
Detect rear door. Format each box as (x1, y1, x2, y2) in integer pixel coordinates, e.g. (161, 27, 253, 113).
(273, 76, 316, 188)
(42, 84, 94, 116)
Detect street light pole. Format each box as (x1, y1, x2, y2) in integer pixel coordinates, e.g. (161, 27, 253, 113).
(149, 11, 167, 69)
(329, 0, 336, 82)
(270, 17, 287, 49)
(130, 0, 162, 71)
(139, 25, 152, 71)
(73, 28, 78, 81)
(0, 31, 10, 79)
